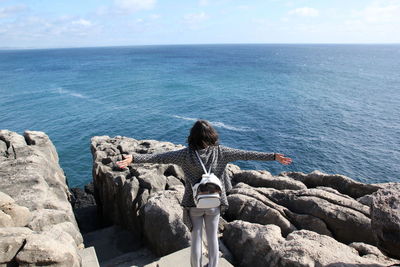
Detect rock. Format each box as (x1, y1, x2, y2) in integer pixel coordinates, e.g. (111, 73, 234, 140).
(357, 194, 374, 206)
(371, 185, 400, 259)
(16, 231, 81, 267)
(283, 170, 381, 198)
(91, 136, 185, 234)
(232, 170, 306, 190)
(0, 227, 33, 264)
(349, 242, 399, 266)
(223, 220, 390, 267)
(141, 186, 190, 257)
(0, 140, 7, 157)
(90, 136, 399, 264)
(69, 183, 100, 234)
(255, 185, 375, 245)
(226, 193, 296, 236)
(222, 220, 282, 267)
(42, 222, 83, 247)
(0, 130, 82, 267)
(70, 187, 96, 209)
(27, 209, 75, 232)
(166, 175, 183, 189)
(0, 191, 32, 228)
(0, 130, 27, 158)
(228, 183, 332, 237)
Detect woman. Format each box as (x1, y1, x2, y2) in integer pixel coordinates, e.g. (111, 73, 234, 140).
(116, 120, 292, 267)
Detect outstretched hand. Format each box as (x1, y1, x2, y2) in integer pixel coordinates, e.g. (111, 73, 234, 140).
(275, 153, 292, 165)
(116, 154, 133, 169)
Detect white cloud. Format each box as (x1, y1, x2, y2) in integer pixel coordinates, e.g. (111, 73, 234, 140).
(114, 0, 156, 13)
(288, 7, 319, 17)
(237, 5, 250, 10)
(184, 12, 208, 24)
(355, 2, 400, 23)
(72, 19, 93, 27)
(149, 14, 160, 20)
(199, 0, 209, 7)
(0, 4, 27, 18)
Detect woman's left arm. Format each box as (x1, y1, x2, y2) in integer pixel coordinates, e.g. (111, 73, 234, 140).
(220, 145, 292, 165)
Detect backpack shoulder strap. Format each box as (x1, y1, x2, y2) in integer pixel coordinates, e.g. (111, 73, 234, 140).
(195, 150, 212, 175)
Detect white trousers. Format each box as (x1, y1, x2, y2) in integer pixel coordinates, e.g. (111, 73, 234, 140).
(190, 207, 220, 267)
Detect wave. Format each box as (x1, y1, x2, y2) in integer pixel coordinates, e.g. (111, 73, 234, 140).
(56, 88, 89, 99)
(172, 115, 255, 132)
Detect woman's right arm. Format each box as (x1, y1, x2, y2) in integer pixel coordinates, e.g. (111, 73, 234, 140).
(116, 148, 187, 168)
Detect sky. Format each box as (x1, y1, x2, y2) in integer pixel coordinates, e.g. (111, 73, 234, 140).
(0, 0, 400, 48)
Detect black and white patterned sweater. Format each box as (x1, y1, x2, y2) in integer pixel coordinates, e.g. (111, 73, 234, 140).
(133, 145, 276, 208)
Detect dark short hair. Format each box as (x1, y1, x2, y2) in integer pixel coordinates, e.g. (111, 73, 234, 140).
(187, 120, 219, 150)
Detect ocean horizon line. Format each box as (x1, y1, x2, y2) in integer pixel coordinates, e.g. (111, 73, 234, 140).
(1, 42, 400, 51)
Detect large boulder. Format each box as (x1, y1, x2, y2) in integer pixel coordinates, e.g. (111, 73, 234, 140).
(222, 220, 394, 267)
(0, 130, 83, 266)
(91, 136, 186, 236)
(0, 227, 33, 264)
(141, 186, 190, 257)
(283, 170, 381, 198)
(254, 185, 375, 245)
(232, 170, 306, 190)
(16, 230, 81, 267)
(370, 185, 400, 259)
(0, 191, 31, 227)
(227, 183, 332, 237)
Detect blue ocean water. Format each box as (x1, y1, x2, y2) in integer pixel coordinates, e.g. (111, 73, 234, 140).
(0, 44, 399, 188)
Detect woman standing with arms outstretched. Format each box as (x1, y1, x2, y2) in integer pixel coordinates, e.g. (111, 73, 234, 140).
(117, 120, 292, 267)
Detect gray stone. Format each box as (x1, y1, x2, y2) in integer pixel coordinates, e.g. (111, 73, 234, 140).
(16, 231, 81, 267)
(349, 242, 399, 266)
(283, 170, 381, 198)
(226, 193, 296, 236)
(42, 222, 83, 247)
(142, 187, 190, 257)
(166, 175, 183, 189)
(0, 192, 31, 227)
(222, 220, 389, 267)
(255, 185, 375, 245)
(228, 183, 332, 237)
(232, 170, 306, 190)
(0, 130, 82, 267)
(91, 136, 185, 234)
(0, 227, 33, 263)
(371, 185, 400, 259)
(27, 209, 75, 232)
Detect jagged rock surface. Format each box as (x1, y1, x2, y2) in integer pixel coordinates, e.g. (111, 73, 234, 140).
(91, 136, 400, 266)
(141, 186, 190, 256)
(0, 130, 83, 266)
(91, 136, 187, 256)
(371, 184, 400, 259)
(222, 220, 398, 267)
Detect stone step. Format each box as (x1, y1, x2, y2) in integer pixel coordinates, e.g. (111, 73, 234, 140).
(79, 247, 100, 267)
(143, 247, 234, 267)
(100, 248, 157, 267)
(83, 225, 143, 263)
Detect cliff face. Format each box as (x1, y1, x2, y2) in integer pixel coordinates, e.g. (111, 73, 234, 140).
(91, 136, 400, 266)
(0, 130, 83, 266)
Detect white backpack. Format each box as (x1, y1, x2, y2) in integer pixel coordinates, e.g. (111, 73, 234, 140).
(192, 150, 222, 209)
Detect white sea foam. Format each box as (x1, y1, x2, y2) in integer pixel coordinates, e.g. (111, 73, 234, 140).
(172, 115, 255, 132)
(172, 115, 197, 122)
(57, 87, 88, 99)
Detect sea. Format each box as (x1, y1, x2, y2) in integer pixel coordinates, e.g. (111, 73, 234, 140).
(0, 44, 399, 188)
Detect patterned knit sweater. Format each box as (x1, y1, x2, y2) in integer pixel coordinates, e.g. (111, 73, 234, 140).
(133, 145, 276, 208)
